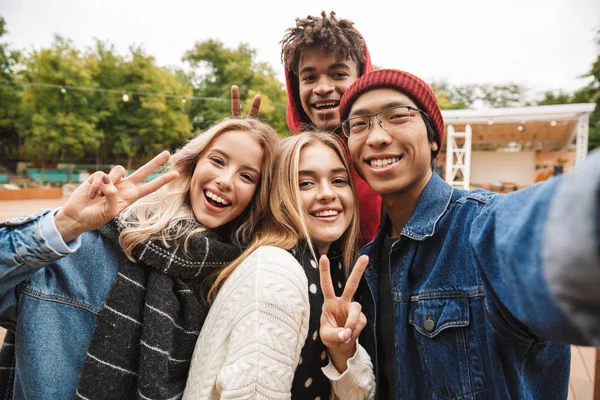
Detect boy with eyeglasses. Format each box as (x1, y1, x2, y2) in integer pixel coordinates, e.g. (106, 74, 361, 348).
(331, 68, 600, 399)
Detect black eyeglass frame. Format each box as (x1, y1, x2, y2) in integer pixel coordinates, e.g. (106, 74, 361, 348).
(341, 105, 427, 138)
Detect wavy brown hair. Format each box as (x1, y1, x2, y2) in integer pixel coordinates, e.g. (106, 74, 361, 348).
(118, 118, 280, 260)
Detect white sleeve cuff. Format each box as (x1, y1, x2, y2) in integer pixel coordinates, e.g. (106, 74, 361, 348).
(322, 341, 375, 399)
(40, 208, 81, 254)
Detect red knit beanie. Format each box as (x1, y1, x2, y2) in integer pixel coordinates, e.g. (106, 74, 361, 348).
(339, 69, 444, 157)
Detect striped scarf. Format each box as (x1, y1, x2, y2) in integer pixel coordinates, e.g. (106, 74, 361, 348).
(72, 219, 241, 399)
(0, 219, 241, 400)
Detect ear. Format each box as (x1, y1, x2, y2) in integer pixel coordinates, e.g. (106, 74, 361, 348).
(431, 142, 439, 152)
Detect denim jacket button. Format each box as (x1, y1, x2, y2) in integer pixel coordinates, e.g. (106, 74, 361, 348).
(424, 317, 435, 332)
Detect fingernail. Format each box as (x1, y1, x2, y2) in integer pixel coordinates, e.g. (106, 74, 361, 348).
(90, 191, 97, 199)
(344, 337, 352, 344)
(102, 175, 110, 184)
(345, 328, 352, 338)
(337, 330, 345, 341)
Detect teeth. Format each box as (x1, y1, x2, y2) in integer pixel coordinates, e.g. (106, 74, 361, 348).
(205, 190, 230, 205)
(314, 210, 339, 217)
(314, 102, 339, 110)
(369, 157, 400, 168)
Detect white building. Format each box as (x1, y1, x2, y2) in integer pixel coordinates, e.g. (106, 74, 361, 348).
(440, 103, 596, 190)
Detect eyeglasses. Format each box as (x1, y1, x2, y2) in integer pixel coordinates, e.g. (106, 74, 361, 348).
(341, 105, 426, 138)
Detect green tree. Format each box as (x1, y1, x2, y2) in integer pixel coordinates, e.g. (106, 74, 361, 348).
(183, 39, 288, 135)
(479, 83, 527, 108)
(582, 29, 600, 151)
(0, 17, 22, 163)
(90, 42, 193, 168)
(537, 89, 574, 105)
(432, 81, 526, 110)
(17, 36, 103, 167)
(537, 29, 600, 152)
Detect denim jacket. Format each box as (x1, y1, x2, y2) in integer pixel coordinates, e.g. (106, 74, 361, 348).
(357, 150, 600, 399)
(0, 209, 120, 400)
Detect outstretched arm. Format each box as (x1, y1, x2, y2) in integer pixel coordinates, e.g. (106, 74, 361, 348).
(471, 149, 600, 345)
(543, 150, 600, 346)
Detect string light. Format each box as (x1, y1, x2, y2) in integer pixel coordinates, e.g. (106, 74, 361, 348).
(10, 81, 287, 106)
(550, 120, 557, 126)
(122, 93, 129, 102)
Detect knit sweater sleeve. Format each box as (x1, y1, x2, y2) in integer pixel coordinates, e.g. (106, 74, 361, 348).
(183, 246, 310, 400)
(322, 340, 376, 399)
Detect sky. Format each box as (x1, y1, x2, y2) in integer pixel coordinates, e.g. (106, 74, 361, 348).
(2, 0, 599, 101)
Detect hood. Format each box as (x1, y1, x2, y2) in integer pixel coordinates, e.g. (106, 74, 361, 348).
(284, 30, 373, 134)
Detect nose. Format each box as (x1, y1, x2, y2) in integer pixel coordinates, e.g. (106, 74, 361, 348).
(365, 117, 392, 148)
(214, 170, 234, 191)
(316, 182, 336, 202)
(313, 76, 334, 95)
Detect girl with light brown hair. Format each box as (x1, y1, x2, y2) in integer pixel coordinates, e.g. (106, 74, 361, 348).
(0, 118, 279, 399)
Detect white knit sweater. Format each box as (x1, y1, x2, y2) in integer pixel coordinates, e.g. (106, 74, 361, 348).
(183, 245, 375, 399)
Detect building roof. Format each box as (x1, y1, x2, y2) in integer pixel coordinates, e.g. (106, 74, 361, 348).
(441, 103, 596, 150)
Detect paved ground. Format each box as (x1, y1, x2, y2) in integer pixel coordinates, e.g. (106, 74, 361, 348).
(0, 197, 68, 222)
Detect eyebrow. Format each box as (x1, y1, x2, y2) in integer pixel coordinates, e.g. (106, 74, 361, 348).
(212, 149, 261, 176)
(299, 167, 348, 175)
(298, 62, 352, 76)
(349, 101, 413, 117)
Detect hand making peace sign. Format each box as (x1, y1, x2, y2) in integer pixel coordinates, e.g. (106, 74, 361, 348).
(319, 254, 369, 372)
(230, 85, 262, 118)
(54, 151, 179, 243)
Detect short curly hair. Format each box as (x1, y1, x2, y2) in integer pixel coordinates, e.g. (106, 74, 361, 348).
(281, 11, 366, 74)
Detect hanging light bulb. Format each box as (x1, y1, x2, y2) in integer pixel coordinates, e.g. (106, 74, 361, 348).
(60, 86, 67, 94)
(518, 125, 524, 132)
(550, 120, 557, 127)
(122, 93, 129, 102)
(181, 97, 187, 103)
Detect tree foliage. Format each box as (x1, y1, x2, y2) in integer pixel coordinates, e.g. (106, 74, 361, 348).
(1, 15, 598, 169)
(0, 17, 21, 162)
(183, 39, 288, 135)
(432, 81, 527, 110)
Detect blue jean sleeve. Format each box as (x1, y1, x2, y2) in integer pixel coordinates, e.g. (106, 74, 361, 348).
(542, 149, 600, 346)
(469, 157, 597, 345)
(0, 209, 81, 296)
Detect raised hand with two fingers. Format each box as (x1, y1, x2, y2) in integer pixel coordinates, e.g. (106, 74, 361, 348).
(319, 254, 369, 373)
(230, 85, 261, 118)
(54, 151, 179, 243)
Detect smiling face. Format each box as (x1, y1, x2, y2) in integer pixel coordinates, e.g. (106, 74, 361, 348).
(298, 142, 354, 255)
(347, 88, 435, 199)
(189, 130, 263, 229)
(298, 47, 359, 131)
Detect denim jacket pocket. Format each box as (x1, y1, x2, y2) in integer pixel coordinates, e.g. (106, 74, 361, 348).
(409, 296, 486, 399)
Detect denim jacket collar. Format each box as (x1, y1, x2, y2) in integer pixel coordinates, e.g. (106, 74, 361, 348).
(401, 173, 454, 241)
(374, 173, 453, 246)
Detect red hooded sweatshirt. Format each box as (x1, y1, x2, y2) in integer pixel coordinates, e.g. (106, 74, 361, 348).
(283, 34, 382, 246)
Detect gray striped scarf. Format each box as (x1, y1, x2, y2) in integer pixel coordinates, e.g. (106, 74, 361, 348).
(74, 219, 242, 400)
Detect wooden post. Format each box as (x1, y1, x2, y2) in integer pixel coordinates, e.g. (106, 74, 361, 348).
(595, 349, 600, 400)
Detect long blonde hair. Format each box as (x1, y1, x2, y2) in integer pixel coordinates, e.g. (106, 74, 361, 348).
(118, 118, 280, 260)
(209, 131, 360, 301)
